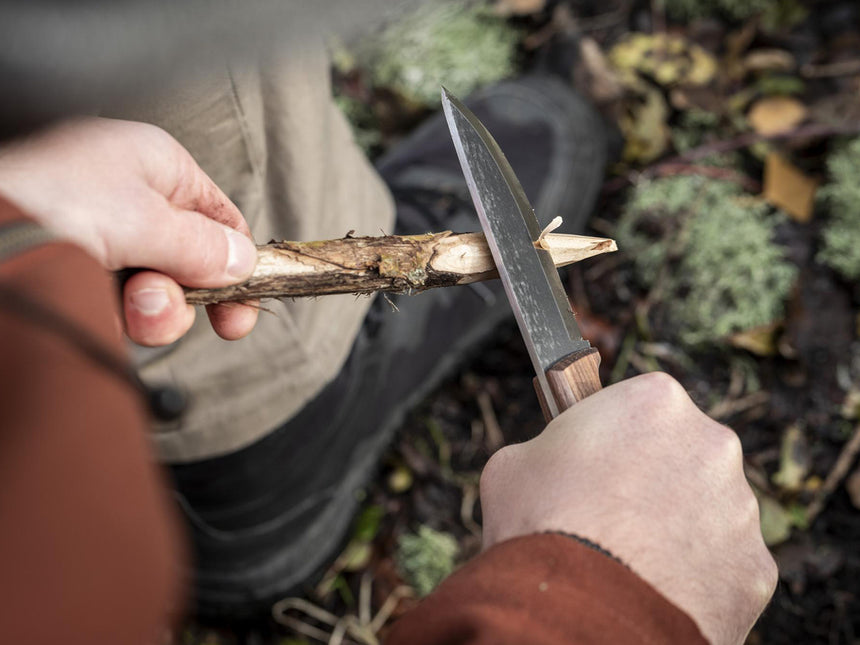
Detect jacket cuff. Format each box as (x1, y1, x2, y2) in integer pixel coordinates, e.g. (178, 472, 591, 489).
(386, 533, 707, 645)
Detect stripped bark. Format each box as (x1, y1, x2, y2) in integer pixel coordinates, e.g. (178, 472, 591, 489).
(184, 231, 617, 304)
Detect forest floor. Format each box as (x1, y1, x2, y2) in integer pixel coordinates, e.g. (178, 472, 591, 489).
(181, 1, 860, 643)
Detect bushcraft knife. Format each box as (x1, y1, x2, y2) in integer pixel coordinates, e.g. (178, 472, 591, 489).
(441, 88, 602, 421)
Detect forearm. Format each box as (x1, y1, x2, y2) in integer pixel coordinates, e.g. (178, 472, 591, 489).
(0, 197, 187, 645)
(386, 533, 707, 645)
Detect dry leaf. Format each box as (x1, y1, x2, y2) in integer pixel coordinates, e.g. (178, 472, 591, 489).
(729, 321, 781, 356)
(757, 492, 793, 546)
(494, 0, 545, 15)
(619, 86, 671, 163)
(772, 425, 811, 493)
(804, 475, 822, 492)
(748, 96, 807, 136)
(609, 33, 717, 88)
(763, 153, 819, 222)
(744, 49, 796, 74)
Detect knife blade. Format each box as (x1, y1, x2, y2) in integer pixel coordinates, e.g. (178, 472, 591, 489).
(441, 87, 602, 420)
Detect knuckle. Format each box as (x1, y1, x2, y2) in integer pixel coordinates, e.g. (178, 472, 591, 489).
(749, 550, 779, 605)
(628, 372, 690, 419)
(635, 371, 686, 400)
(710, 423, 744, 467)
(743, 489, 761, 524)
(761, 551, 779, 594)
(138, 120, 175, 145)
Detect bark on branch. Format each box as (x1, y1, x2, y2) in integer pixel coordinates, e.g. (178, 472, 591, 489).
(184, 231, 617, 305)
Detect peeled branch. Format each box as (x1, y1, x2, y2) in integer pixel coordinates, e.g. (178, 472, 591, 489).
(184, 231, 617, 305)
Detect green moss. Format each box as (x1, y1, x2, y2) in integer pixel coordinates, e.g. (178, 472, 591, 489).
(671, 109, 719, 153)
(396, 525, 459, 596)
(818, 138, 860, 281)
(358, 2, 519, 107)
(617, 176, 797, 347)
(755, 74, 805, 97)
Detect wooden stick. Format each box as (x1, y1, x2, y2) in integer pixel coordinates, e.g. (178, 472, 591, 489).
(805, 422, 860, 526)
(184, 231, 616, 304)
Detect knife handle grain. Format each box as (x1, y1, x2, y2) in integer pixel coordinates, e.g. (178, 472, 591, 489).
(534, 347, 603, 422)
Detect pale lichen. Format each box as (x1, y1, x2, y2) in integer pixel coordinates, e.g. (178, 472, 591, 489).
(818, 138, 860, 281)
(356, 1, 519, 107)
(617, 176, 797, 347)
(396, 525, 459, 597)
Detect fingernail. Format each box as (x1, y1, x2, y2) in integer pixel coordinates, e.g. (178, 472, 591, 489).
(226, 229, 256, 279)
(130, 288, 169, 316)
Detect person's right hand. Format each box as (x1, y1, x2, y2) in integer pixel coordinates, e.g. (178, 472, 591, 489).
(479, 372, 777, 645)
(0, 117, 259, 346)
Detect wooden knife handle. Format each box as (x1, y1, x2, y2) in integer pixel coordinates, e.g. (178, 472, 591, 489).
(534, 347, 602, 422)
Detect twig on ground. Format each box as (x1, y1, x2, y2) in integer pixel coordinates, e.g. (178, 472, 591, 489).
(275, 615, 339, 644)
(602, 122, 860, 196)
(664, 123, 860, 166)
(359, 572, 373, 628)
(806, 423, 860, 525)
(707, 390, 770, 420)
(744, 460, 774, 496)
(476, 390, 504, 453)
(460, 482, 483, 538)
(801, 59, 860, 78)
(627, 350, 660, 374)
(584, 253, 626, 282)
(609, 330, 637, 383)
(650, 163, 762, 192)
(273, 580, 414, 645)
(368, 586, 414, 634)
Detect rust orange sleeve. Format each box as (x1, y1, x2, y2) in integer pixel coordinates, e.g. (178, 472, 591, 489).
(0, 197, 187, 645)
(386, 533, 707, 645)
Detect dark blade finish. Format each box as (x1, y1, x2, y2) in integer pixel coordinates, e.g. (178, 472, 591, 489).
(441, 88, 590, 416)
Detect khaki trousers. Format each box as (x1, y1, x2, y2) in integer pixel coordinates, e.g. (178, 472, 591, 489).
(119, 44, 395, 463)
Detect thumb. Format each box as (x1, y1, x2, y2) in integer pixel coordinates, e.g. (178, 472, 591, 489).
(122, 206, 258, 288)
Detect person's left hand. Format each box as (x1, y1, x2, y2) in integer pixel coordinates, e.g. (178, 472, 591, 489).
(0, 117, 259, 346)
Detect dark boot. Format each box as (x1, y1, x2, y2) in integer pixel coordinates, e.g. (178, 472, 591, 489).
(170, 74, 608, 617)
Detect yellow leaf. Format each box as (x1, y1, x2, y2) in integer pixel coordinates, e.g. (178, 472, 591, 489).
(729, 321, 780, 356)
(338, 541, 372, 572)
(620, 86, 670, 163)
(804, 475, 822, 492)
(608, 33, 716, 88)
(757, 492, 793, 546)
(748, 96, 807, 135)
(772, 424, 810, 493)
(387, 464, 414, 493)
(743, 49, 796, 74)
(687, 47, 718, 85)
(763, 153, 818, 222)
